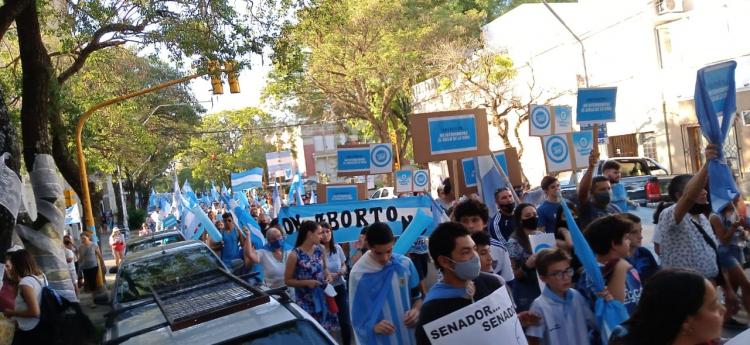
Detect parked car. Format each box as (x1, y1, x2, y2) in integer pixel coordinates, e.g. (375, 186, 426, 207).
(559, 157, 675, 205)
(369, 187, 396, 200)
(124, 230, 185, 255)
(112, 240, 227, 310)
(103, 267, 336, 344)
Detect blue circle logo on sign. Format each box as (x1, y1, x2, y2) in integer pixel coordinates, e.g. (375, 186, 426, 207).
(534, 243, 552, 253)
(577, 136, 590, 149)
(398, 173, 410, 184)
(531, 106, 551, 129)
(414, 171, 428, 187)
(545, 136, 569, 164)
(371, 145, 392, 168)
(558, 108, 569, 121)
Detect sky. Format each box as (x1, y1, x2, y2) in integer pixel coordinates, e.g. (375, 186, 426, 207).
(187, 59, 273, 114)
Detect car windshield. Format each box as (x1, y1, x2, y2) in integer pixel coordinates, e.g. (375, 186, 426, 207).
(619, 161, 646, 177)
(126, 234, 184, 253)
(226, 320, 333, 344)
(116, 245, 223, 304)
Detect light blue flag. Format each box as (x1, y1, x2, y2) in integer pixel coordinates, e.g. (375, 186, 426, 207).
(695, 61, 739, 213)
(231, 167, 263, 191)
(182, 180, 199, 206)
(287, 174, 299, 206)
(309, 190, 317, 204)
(234, 191, 251, 210)
(393, 209, 433, 255)
(295, 174, 304, 206)
(148, 188, 157, 210)
(231, 203, 266, 246)
(187, 206, 222, 242)
(560, 196, 628, 344)
(477, 155, 507, 218)
(172, 175, 182, 218)
(211, 182, 220, 202)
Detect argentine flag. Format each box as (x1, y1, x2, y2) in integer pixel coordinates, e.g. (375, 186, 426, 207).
(476, 155, 508, 218)
(231, 167, 263, 192)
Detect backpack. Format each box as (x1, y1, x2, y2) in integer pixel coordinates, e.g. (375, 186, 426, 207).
(32, 276, 97, 345)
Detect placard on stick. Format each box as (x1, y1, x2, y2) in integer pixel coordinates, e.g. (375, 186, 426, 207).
(493, 147, 523, 187)
(410, 109, 490, 163)
(542, 134, 574, 173)
(336, 144, 371, 176)
(316, 183, 367, 203)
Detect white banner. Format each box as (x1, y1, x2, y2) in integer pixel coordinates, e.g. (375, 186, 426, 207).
(423, 286, 527, 345)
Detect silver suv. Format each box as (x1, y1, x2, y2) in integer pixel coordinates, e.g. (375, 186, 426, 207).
(105, 241, 336, 344)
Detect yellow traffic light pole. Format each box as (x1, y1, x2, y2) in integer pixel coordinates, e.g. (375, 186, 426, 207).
(76, 63, 238, 234)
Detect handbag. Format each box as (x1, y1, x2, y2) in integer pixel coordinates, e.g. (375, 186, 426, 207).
(690, 219, 724, 286)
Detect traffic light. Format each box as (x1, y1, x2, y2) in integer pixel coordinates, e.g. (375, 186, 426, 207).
(64, 189, 76, 207)
(208, 60, 224, 95)
(225, 61, 241, 94)
(389, 131, 401, 170)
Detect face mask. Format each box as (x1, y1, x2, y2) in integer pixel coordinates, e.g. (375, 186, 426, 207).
(499, 203, 515, 214)
(688, 203, 711, 215)
(268, 239, 283, 250)
(593, 191, 611, 205)
(447, 255, 481, 281)
(521, 217, 538, 230)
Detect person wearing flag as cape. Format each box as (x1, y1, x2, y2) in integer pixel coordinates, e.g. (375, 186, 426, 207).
(349, 222, 423, 345)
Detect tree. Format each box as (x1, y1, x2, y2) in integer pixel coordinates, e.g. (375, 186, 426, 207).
(428, 38, 566, 182)
(0, 0, 298, 301)
(264, 0, 486, 163)
(181, 107, 280, 188)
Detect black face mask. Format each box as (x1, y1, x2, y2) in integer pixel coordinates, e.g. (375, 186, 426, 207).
(499, 203, 515, 214)
(688, 203, 711, 215)
(521, 217, 538, 230)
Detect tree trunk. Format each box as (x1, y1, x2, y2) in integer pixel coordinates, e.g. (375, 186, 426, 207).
(0, 85, 19, 261)
(15, 3, 78, 301)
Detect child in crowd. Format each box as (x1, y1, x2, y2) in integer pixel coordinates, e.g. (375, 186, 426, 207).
(453, 199, 514, 283)
(620, 214, 660, 284)
(526, 248, 595, 345)
(471, 231, 495, 274)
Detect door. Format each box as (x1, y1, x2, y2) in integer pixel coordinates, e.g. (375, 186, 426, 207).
(608, 134, 638, 157)
(686, 125, 705, 173)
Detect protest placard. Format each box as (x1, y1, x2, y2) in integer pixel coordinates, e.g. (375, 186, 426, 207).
(395, 170, 414, 193)
(413, 170, 431, 193)
(337, 144, 371, 176)
(571, 130, 595, 170)
(493, 147, 523, 187)
(369, 143, 394, 174)
(316, 183, 367, 203)
(542, 135, 574, 173)
(462, 158, 477, 188)
(422, 286, 527, 345)
(553, 105, 574, 134)
(411, 109, 490, 163)
(529, 232, 557, 291)
(529, 105, 553, 137)
(576, 87, 617, 125)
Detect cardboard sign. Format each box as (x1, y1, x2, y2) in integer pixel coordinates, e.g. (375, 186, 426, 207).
(413, 170, 431, 193)
(553, 105, 574, 134)
(493, 147, 523, 187)
(369, 143, 394, 174)
(266, 151, 294, 179)
(580, 123, 609, 144)
(411, 109, 490, 163)
(542, 135, 574, 173)
(529, 105, 553, 136)
(316, 183, 367, 203)
(422, 286, 528, 345)
(395, 170, 414, 193)
(571, 130, 595, 170)
(462, 158, 478, 188)
(337, 144, 371, 176)
(576, 87, 617, 125)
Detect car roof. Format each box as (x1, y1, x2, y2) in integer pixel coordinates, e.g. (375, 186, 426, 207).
(126, 231, 184, 247)
(121, 240, 206, 265)
(105, 295, 299, 345)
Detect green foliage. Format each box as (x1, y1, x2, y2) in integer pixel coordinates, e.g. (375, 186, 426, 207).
(181, 107, 279, 187)
(264, 0, 487, 158)
(128, 208, 147, 229)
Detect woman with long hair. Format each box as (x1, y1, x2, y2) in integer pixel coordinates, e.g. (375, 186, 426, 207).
(2, 249, 50, 344)
(610, 269, 725, 345)
(109, 227, 125, 267)
(320, 222, 351, 345)
(78, 232, 102, 293)
(284, 221, 339, 335)
(507, 203, 543, 311)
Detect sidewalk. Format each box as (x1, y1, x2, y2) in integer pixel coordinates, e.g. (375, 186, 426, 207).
(78, 232, 118, 335)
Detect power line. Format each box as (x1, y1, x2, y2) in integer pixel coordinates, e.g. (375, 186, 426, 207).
(162, 116, 356, 136)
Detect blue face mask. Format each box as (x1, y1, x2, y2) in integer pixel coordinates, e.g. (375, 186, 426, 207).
(268, 239, 283, 250)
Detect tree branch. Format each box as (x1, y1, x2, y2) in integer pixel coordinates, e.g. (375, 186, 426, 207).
(57, 22, 147, 84)
(0, 0, 33, 42)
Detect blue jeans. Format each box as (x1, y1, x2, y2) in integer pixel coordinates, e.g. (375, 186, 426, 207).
(718, 244, 742, 269)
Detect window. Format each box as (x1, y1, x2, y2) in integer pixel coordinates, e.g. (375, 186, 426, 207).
(618, 160, 647, 177)
(656, 26, 675, 68)
(381, 189, 389, 197)
(313, 136, 324, 152)
(324, 135, 335, 151)
(126, 234, 185, 253)
(228, 320, 333, 344)
(370, 190, 381, 199)
(639, 132, 658, 160)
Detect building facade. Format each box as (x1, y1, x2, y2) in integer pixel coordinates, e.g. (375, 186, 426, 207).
(413, 0, 750, 192)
